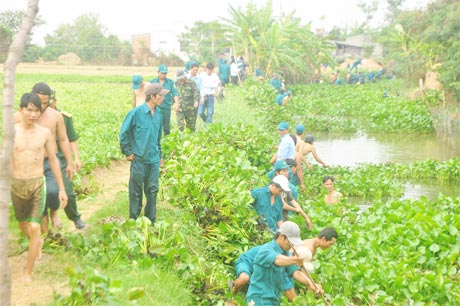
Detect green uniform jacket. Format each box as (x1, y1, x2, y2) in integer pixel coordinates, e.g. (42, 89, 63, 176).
(246, 240, 299, 305)
(150, 77, 179, 110)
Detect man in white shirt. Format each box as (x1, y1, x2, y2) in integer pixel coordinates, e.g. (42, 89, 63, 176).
(270, 122, 296, 164)
(198, 62, 220, 125)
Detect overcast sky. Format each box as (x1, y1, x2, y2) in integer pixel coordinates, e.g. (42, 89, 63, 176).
(4, 0, 432, 45)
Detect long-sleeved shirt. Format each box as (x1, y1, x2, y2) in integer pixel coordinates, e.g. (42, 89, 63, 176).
(198, 72, 220, 97)
(277, 134, 295, 160)
(251, 186, 283, 233)
(119, 103, 163, 163)
(149, 77, 179, 110)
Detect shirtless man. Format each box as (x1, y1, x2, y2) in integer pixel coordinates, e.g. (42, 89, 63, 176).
(296, 227, 338, 272)
(295, 124, 306, 153)
(300, 134, 327, 169)
(15, 82, 75, 232)
(11, 93, 68, 283)
(132, 75, 150, 107)
(323, 176, 343, 204)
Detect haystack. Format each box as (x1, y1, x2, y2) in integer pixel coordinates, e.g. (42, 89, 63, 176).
(57, 52, 82, 65)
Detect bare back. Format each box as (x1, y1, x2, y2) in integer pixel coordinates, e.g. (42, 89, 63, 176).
(133, 82, 150, 107)
(301, 142, 314, 156)
(295, 136, 305, 152)
(12, 123, 53, 179)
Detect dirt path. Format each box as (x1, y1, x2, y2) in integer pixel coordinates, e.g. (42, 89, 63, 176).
(9, 160, 130, 306)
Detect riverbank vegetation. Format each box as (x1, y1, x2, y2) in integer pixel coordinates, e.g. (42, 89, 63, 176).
(5, 73, 459, 305)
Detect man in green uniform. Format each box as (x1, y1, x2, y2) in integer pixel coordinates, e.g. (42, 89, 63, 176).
(49, 89, 85, 228)
(150, 64, 179, 136)
(119, 83, 169, 224)
(251, 175, 290, 233)
(266, 160, 312, 229)
(246, 221, 322, 305)
(229, 245, 297, 301)
(174, 70, 199, 132)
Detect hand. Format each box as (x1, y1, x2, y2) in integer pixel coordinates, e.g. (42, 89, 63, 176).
(200, 97, 204, 105)
(312, 283, 324, 295)
(305, 217, 313, 230)
(194, 102, 198, 108)
(126, 154, 135, 161)
(74, 159, 82, 172)
(293, 255, 306, 267)
(59, 190, 68, 209)
(66, 164, 75, 181)
(160, 158, 164, 168)
(301, 184, 306, 192)
(173, 103, 180, 112)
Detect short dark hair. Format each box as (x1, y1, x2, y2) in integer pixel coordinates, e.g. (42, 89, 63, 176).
(20, 93, 42, 110)
(305, 134, 314, 144)
(318, 227, 338, 241)
(285, 158, 297, 167)
(206, 62, 214, 69)
(323, 175, 335, 183)
(31, 82, 51, 96)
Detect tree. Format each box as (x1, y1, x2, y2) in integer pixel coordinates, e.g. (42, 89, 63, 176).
(0, 10, 44, 62)
(224, 0, 333, 82)
(177, 20, 230, 64)
(42, 13, 130, 64)
(1, 2, 39, 305)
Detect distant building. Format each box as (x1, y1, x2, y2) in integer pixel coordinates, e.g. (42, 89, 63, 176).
(333, 35, 382, 60)
(132, 33, 151, 66)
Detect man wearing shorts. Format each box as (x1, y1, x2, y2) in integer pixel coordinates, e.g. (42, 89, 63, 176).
(11, 93, 67, 283)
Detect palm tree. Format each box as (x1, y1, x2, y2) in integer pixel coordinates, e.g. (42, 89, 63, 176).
(224, 0, 334, 83)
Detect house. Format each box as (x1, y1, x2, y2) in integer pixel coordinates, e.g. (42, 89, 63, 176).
(333, 34, 383, 60)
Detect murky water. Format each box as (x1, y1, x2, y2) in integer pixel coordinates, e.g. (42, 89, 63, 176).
(309, 132, 460, 199)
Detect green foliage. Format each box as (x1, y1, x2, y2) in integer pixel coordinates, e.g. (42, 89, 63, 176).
(177, 21, 231, 63)
(240, 79, 434, 133)
(52, 266, 123, 306)
(42, 13, 131, 64)
(7, 73, 460, 305)
(378, 0, 460, 98)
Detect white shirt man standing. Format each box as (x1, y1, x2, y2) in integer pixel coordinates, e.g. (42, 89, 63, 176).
(198, 62, 220, 125)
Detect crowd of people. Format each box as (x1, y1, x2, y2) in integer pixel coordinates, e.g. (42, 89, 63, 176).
(228, 120, 341, 304)
(329, 62, 391, 86)
(10, 56, 344, 303)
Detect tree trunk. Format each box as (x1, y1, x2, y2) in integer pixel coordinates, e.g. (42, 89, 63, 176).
(0, 1, 39, 305)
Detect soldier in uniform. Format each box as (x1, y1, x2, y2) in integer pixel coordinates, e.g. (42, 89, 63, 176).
(49, 89, 85, 229)
(150, 64, 179, 136)
(174, 70, 199, 132)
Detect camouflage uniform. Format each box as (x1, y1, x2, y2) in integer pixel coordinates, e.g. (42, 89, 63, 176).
(176, 78, 199, 132)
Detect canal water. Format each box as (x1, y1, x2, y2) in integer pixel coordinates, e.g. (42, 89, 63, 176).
(309, 132, 460, 199)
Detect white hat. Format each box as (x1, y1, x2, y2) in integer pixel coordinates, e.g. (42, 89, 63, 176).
(272, 175, 291, 192)
(278, 221, 302, 245)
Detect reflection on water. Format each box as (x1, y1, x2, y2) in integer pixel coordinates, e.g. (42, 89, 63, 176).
(401, 181, 460, 200)
(312, 132, 460, 167)
(309, 132, 460, 199)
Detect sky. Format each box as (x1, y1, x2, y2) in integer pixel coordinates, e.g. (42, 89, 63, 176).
(3, 0, 432, 47)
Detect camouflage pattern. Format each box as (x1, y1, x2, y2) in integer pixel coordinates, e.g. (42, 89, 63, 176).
(175, 78, 199, 132)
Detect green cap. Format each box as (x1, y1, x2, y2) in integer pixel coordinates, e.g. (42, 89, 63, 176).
(158, 65, 168, 73)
